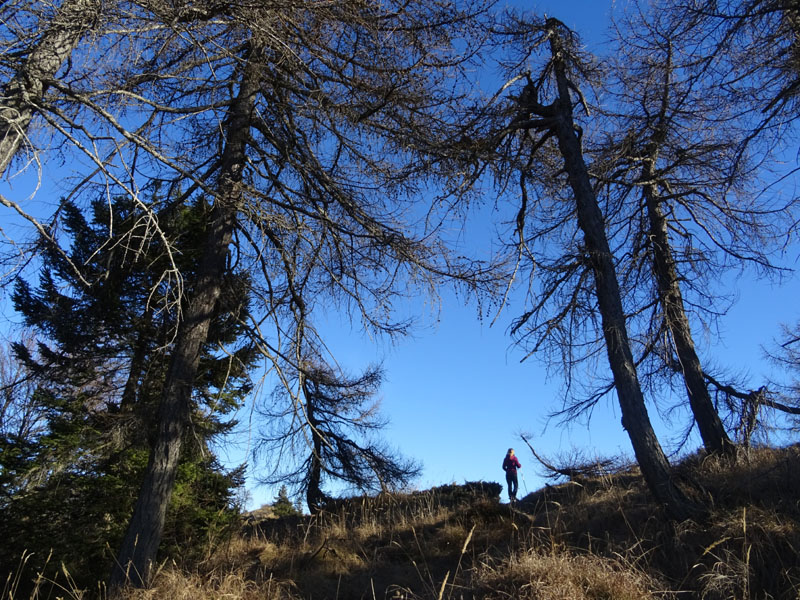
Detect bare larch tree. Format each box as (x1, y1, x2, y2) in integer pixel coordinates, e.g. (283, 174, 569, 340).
(258, 354, 419, 514)
(0, 0, 100, 176)
(2, 0, 496, 589)
(627, 0, 800, 437)
(493, 16, 699, 520)
(109, 41, 262, 588)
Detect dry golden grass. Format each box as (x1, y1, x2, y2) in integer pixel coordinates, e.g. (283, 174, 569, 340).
(7, 446, 800, 599)
(125, 481, 666, 599)
(118, 568, 301, 600)
(473, 547, 659, 600)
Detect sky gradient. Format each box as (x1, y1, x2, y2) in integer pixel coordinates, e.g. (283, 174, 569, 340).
(0, 0, 797, 512)
(233, 0, 800, 508)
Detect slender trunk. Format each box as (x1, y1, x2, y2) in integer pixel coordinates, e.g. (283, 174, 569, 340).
(643, 180, 734, 455)
(110, 196, 234, 589)
(638, 47, 734, 457)
(109, 52, 261, 589)
(302, 379, 326, 514)
(307, 431, 325, 513)
(0, 0, 100, 176)
(307, 447, 324, 513)
(544, 20, 697, 520)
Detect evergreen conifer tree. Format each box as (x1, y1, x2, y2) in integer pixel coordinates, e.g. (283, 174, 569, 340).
(0, 190, 255, 589)
(271, 485, 300, 517)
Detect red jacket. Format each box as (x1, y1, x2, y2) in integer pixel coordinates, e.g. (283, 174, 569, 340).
(503, 454, 521, 475)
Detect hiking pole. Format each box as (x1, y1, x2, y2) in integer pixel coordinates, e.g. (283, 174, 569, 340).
(520, 471, 528, 495)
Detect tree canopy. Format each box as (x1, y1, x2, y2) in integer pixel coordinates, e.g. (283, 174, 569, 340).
(1, 0, 799, 591)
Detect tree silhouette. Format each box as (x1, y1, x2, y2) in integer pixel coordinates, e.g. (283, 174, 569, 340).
(2, 191, 252, 589)
(257, 354, 419, 514)
(483, 15, 699, 519)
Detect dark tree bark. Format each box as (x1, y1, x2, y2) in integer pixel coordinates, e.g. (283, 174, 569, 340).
(642, 170, 734, 456)
(258, 355, 419, 514)
(633, 46, 733, 456)
(303, 380, 327, 514)
(109, 50, 261, 589)
(518, 19, 699, 520)
(605, 5, 773, 455)
(0, 0, 100, 176)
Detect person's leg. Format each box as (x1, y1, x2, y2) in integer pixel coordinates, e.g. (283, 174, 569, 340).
(510, 474, 518, 500)
(506, 473, 515, 502)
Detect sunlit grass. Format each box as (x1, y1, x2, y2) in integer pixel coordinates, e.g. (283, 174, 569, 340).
(6, 446, 800, 599)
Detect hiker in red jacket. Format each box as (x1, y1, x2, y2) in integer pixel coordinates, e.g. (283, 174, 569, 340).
(502, 448, 521, 502)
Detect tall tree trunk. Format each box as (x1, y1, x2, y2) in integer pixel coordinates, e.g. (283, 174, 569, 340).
(301, 376, 328, 514)
(306, 443, 325, 514)
(643, 179, 734, 455)
(306, 409, 326, 513)
(543, 19, 698, 520)
(638, 48, 734, 457)
(109, 52, 262, 589)
(0, 0, 100, 176)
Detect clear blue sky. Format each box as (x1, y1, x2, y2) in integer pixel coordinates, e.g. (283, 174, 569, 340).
(1, 1, 798, 511)
(230, 0, 800, 509)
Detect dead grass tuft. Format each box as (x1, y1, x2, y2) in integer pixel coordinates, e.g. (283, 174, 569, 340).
(473, 546, 660, 600)
(119, 568, 301, 600)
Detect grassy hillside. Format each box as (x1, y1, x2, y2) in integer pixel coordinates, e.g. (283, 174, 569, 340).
(7, 445, 800, 599)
